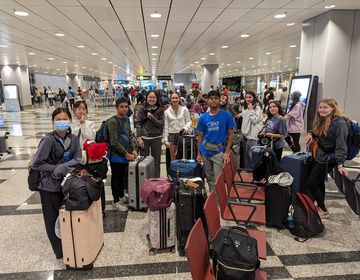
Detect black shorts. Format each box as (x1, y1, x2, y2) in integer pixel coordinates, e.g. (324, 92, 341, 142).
(168, 133, 180, 145)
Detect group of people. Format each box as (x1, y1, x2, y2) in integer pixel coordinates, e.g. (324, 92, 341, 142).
(31, 83, 352, 260)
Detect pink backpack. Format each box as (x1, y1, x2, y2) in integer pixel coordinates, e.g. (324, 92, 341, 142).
(140, 178, 174, 211)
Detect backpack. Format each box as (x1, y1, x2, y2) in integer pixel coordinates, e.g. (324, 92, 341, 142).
(211, 227, 260, 280)
(288, 192, 324, 241)
(95, 116, 121, 144)
(253, 147, 283, 181)
(331, 118, 360, 160)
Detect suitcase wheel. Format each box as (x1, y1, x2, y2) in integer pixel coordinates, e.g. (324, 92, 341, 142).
(146, 234, 150, 241)
(149, 248, 156, 256)
(129, 206, 135, 211)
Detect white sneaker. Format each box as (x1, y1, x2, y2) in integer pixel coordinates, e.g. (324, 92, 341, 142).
(112, 201, 128, 212)
(120, 195, 129, 204)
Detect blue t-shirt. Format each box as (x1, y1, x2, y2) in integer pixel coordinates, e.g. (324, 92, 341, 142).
(196, 109, 235, 156)
(264, 116, 287, 149)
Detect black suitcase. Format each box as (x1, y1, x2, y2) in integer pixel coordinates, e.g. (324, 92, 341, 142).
(343, 171, 360, 215)
(175, 179, 207, 256)
(265, 183, 291, 229)
(0, 131, 11, 155)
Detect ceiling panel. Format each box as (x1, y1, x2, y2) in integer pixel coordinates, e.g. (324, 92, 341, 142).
(193, 8, 224, 22)
(215, 8, 250, 22)
(172, 0, 202, 8)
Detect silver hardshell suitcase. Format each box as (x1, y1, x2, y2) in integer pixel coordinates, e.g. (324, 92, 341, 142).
(128, 156, 155, 211)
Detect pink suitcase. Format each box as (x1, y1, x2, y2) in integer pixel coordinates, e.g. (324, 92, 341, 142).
(146, 202, 176, 255)
(59, 199, 104, 269)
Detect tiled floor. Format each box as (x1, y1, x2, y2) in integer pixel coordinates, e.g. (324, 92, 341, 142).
(0, 103, 359, 280)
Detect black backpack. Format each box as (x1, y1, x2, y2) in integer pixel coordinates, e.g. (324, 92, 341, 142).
(253, 147, 282, 181)
(289, 192, 324, 241)
(211, 227, 260, 280)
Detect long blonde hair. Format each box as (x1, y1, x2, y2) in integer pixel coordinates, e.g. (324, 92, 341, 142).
(313, 98, 344, 136)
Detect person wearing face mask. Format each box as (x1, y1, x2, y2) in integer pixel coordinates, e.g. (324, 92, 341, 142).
(305, 98, 348, 219)
(71, 101, 96, 146)
(31, 108, 82, 259)
(135, 91, 164, 177)
(163, 92, 192, 160)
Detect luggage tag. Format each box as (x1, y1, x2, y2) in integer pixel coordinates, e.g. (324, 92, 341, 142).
(186, 180, 200, 189)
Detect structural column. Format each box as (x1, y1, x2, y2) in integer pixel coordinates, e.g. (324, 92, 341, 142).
(299, 10, 360, 120)
(201, 64, 219, 93)
(66, 74, 80, 89)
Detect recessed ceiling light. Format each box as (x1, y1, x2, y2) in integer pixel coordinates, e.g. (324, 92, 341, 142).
(32, 64, 37, 67)
(151, 34, 160, 38)
(82, 66, 86, 69)
(242, 68, 246, 70)
(28, 52, 35, 55)
(274, 13, 287, 19)
(55, 32, 64, 37)
(251, 66, 255, 68)
(152, 58, 157, 61)
(236, 61, 241, 63)
(14, 10, 29, 16)
(48, 57, 54, 61)
(56, 68, 60, 71)
(277, 60, 282, 63)
(101, 58, 107, 60)
(0, 44, 8, 48)
(151, 46, 158, 49)
(108, 62, 113, 64)
(209, 53, 215, 56)
(190, 64, 194, 66)
(74, 64, 78, 66)
(265, 52, 271, 55)
(152, 53, 157, 55)
(240, 33, 250, 38)
(201, 57, 206, 60)
(194, 61, 199, 63)
(221, 45, 229, 49)
(325, 5, 335, 9)
(284, 65, 288, 67)
(77, 45, 85, 48)
(46, 67, 50, 69)
(248, 57, 254, 60)
(296, 57, 300, 60)
(150, 12, 162, 18)
(16, 61, 20, 64)
(91, 53, 98, 56)
(44, 71, 48, 74)
(286, 22, 295, 26)
(63, 61, 67, 64)
(219, 66, 223, 68)
(289, 44, 296, 48)
(227, 64, 231, 66)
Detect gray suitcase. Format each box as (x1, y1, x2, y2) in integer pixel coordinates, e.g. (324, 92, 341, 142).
(128, 156, 155, 211)
(0, 131, 11, 154)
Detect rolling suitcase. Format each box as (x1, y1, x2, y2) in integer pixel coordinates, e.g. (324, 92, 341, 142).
(265, 183, 292, 229)
(146, 202, 176, 255)
(128, 156, 155, 211)
(250, 145, 266, 168)
(175, 178, 207, 256)
(343, 171, 360, 215)
(280, 152, 313, 193)
(59, 199, 104, 269)
(0, 131, 11, 155)
(169, 135, 203, 184)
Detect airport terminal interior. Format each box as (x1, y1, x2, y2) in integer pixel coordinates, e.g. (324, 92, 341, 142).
(1, 0, 360, 279)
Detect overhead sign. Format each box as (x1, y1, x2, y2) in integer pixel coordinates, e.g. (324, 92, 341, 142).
(136, 75, 151, 80)
(157, 75, 172, 80)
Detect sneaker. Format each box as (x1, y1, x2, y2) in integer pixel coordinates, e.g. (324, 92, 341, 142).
(112, 201, 128, 212)
(120, 195, 129, 204)
(317, 207, 330, 219)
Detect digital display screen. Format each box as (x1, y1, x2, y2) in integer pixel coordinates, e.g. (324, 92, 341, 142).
(288, 75, 312, 114)
(4, 85, 18, 99)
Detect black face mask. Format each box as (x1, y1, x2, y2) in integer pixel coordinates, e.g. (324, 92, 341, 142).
(146, 105, 158, 112)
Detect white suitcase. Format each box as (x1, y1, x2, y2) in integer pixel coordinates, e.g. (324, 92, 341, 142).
(146, 203, 176, 255)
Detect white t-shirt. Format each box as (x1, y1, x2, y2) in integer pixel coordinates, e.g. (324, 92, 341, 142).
(163, 105, 192, 144)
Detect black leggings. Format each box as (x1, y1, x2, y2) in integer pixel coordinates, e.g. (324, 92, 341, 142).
(40, 190, 64, 259)
(289, 133, 301, 153)
(306, 162, 336, 211)
(273, 147, 283, 162)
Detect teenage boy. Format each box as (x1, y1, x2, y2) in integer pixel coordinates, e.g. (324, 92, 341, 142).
(108, 97, 137, 211)
(196, 90, 235, 192)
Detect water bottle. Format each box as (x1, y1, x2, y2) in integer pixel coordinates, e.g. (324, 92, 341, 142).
(287, 206, 294, 229)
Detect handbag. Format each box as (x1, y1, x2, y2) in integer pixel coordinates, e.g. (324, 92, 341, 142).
(212, 227, 260, 280)
(140, 178, 173, 211)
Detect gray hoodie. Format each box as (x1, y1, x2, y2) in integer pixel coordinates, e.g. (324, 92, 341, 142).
(32, 132, 82, 192)
(240, 106, 263, 140)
